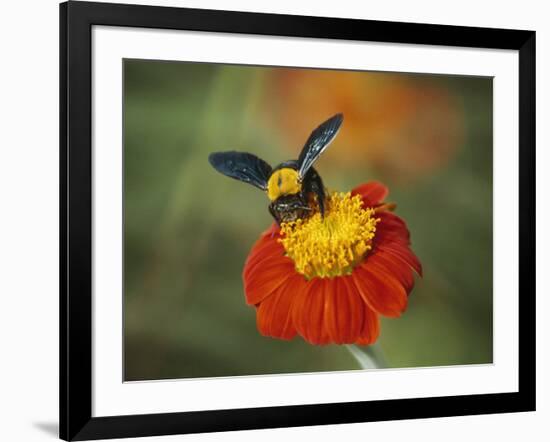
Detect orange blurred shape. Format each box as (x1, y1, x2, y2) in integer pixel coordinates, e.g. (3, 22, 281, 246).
(264, 69, 464, 182)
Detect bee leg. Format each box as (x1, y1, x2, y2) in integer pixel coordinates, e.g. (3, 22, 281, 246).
(317, 187, 326, 217)
(305, 167, 326, 217)
(268, 203, 281, 226)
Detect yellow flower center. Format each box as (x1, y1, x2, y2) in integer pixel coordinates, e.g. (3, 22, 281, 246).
(279, 192, 380, 279)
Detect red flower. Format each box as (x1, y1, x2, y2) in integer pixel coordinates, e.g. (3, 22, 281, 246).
(243, 181, 422, 345)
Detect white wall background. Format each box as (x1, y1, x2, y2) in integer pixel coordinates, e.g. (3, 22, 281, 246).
(0, 0, 547, 441)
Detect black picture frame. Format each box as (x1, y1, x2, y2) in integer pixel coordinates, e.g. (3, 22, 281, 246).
(59, 1, 536, 440)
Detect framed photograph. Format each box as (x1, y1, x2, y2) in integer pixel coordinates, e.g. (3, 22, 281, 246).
(60, 1, 535, 440)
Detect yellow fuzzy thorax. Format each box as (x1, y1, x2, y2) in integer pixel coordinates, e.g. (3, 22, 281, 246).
(267, 168, 301, 201)
(279, 192, 380, 279)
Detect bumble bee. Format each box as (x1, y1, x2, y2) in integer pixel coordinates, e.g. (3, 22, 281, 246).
(208, 113, 343, 224)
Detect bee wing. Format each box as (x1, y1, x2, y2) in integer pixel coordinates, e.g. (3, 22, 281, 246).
(297, 113, 343, 179)
(208, 151, 272, 191)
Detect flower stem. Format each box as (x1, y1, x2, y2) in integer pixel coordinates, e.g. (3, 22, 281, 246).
(346, 344, 388, 369)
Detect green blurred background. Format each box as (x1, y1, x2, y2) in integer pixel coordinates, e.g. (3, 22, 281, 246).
(124, 59, 493, 381)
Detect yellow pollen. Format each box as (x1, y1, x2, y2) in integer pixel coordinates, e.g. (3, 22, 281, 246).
(279, 192, 380, 279)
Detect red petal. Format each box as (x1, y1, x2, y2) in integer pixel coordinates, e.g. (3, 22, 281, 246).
(367, 249, 415, 293)
(244, 254, 295, 305)
(375, 212, 411, 245)
(243, 239, 285, 282)
(324, 276, 363, 344)
(242, 224, 297, 306)
(351, 265, 408, 317)
(243, 226, 284, 269)
(256, 276, 299, 340)
(262, 223, 280, 237)
(355, 302, 380, 345)
(378, 212, 409, 233)
(377, 242, 423, 277)
(291, 278, 331, 345)
(351, 181, 389, 207)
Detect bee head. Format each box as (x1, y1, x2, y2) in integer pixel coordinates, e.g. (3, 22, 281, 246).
(267, 168, 301, 201)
